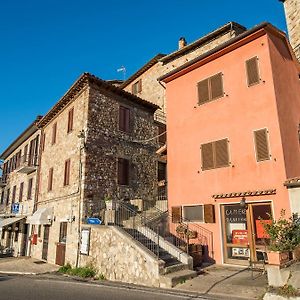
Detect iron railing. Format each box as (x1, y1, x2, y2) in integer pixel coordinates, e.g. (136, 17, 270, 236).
(20, 154, 38, 168)
(107, 199, 214, 264)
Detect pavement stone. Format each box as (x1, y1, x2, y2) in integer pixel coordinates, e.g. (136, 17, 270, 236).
(0, 257, 59, 275)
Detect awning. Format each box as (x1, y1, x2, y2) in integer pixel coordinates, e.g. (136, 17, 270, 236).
(27, 207, 54, 225)
(0, 216, 26, 228)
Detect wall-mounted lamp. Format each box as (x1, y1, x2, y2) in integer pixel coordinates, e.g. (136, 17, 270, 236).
(240, 197, 248, 209)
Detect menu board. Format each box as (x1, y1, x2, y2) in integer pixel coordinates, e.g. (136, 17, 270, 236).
(80, 228, 90, 255)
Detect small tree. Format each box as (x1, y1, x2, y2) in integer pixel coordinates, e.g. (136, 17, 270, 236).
(263, 210, 300, 252)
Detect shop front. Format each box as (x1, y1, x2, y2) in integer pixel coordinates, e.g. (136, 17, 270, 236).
(221, 201, 272, 265)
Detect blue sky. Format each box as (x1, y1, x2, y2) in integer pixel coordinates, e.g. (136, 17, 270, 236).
(0, 0, 286, 154)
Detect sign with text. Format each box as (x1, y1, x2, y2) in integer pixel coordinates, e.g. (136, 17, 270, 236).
(11, 203, 20, 214)
(225, 205, 247, 223)
(87, 218, 102, 225)
(232, 229, 249, 245)
(256, 219, 272, 239)
(80, 228, 90, 255)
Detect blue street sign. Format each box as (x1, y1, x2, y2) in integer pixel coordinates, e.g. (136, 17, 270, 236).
(87, 217, 102, 225)
(11, 203, 20, 214)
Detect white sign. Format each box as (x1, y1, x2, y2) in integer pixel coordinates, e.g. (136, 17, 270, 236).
(80, 228, 90, 255)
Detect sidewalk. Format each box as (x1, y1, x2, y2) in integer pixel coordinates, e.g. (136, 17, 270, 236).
(0, 257, 59, 275)
(176, 264, 268, 300)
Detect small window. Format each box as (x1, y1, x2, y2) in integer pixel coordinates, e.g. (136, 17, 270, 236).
(67, 107, 74, 133)
(119, 106, 130, 133)
(52, 122, 57, 145)
(198, 72, 224, 105)
(132, 79, 142, 95)
(201, 138, 229, 170)
(48, 168, 53, 191)
(12, 186, 16, 203)
(158, 162, 167, 181)
(59, 222, 67, 243)
(64, 159, 71, 186)
(19, 182, 24, 202)
(117, 158, 129, 185)
(0, 191, 4, 205)
(27, 178, 33, 200)
(38, 225, 42, 238)
(246, 56, 260, 86)
(6, 188, 10, 205)
(254, 129, 270, 162)
(158, 123, 166, 145)
(41, 133, 46, 152)
(183, 205, 204, 222)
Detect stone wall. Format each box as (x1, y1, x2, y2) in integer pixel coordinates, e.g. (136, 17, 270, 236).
(83, 83, 158, 218)
(123, 26, 245, 116)
(79, 225, 162, 287)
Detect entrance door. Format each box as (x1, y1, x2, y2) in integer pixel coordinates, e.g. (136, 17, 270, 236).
(42, 225, 50, 260)
(20, 224, 29, 256)
(221, 202, 272, 265)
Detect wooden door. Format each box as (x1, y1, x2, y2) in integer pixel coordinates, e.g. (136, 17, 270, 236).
(55, 243, 66, 266)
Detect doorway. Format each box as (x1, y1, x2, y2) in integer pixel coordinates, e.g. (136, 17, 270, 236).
(42, 225, 50, 260)
(221, 202, 272, 265)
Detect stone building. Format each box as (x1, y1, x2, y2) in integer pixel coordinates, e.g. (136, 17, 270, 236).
(280, 0, 300, 60)
(0, 116, 42, 256)
(29, 73, 159, 266)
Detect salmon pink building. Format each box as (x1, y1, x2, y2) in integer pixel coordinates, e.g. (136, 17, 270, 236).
(159, 23, 300, 265)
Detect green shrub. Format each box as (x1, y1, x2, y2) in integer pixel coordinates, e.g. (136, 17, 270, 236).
(58, 263, 72, 273)
(277, 285, 299, 297)
(58, 264, 97, 278)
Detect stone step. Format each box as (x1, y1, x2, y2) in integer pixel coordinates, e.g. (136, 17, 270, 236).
(159, 269, 198, 288)
(163, 263, 189, 275)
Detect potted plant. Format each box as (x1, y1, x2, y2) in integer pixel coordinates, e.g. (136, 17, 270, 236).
(262, 210, 300, 266)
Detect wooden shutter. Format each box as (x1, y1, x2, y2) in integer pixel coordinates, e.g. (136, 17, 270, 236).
(254, 129, 270, 161)
(118, 158, 129, 185)
(41, 133, 46, 152)
(204, 204, 215, 223)
(197, 79, 209, 104)
(19, 182, 24, 202)
(12, 186, 16, 203)
(27, 178, 33, 199)
(68, 108, 74, 133)
(158, 123, 166, 145)
(64, 160, 70, 186)
(48, 168, 53, 191)
(171, 206, 182, 223)
(201, 142, 214, 170)
(210, 73, 223, 100)
(246, 57, 260, 86)
(138, 79, 142, 93)
(124, 108, 130, 133)
(215, 139, 229, 167)
(52, 122, 57, 144)
(119, 106, 130, 133)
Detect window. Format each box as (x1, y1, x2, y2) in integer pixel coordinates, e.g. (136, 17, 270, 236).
(201, 138, 229, 170)
(117, 158, 129, 185)
(41, 133, 46, 152)
(48, 168, 53, 191)
(12, 186, 16, 203)
(52, 122, 57, 145)
(254, 129, 270, 161)
(27, 178, 33, 199)
(64, 159, 71, 186)
(246, 56, 260, 86)
(19, 182, 24, 202)
(119, 106, 130, 133)
(132, 79, 142, 95)
(67, 107, 74, 133)
(38, 225, 42, 238)
(158, 162, 167, 181)
(6, 188, 10, 205)
(197, 72, 224, 105)
(59, 222, 67, 243)
(0, 191, 4, 204)
(183, 205, 204, 222)
(14, 223, 19, 242)
(158, 123, 166, 145)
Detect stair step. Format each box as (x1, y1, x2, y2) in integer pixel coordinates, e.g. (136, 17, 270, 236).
(163, 263, 189, 274)
(159, 269, 197, 288)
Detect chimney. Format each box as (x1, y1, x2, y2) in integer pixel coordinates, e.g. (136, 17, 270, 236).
(178, 37, 187, 50)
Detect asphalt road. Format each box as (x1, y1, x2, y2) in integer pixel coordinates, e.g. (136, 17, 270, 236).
(0, 275, 209, 300)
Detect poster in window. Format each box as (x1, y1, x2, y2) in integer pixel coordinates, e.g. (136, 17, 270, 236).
(80, 228, 90, 255)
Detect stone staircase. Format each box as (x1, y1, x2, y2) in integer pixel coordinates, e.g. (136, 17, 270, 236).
(114, 200, 197, 287)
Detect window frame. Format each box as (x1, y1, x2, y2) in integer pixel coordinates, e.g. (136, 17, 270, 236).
(245, 56, 260, 87)
(119, 105, 131, 133)
(182, 204, 205, 223)
(253, 128, 271, 162)
(48, 168, 54, 192)
(132, 79, 142, 95)
(67, 107, 74, 134)
(52, 122, 57, 145)
(117, 157, 130, 186)
(64, 159, 71, 186)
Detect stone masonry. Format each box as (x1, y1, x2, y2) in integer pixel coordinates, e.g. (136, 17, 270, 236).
(280, 0, 300, 60)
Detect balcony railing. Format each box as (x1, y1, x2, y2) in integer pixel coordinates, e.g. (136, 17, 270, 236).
(16, 154, 38, 174)
(154, 110, 166, 124)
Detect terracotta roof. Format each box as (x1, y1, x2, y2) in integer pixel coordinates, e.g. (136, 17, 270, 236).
(120, 54, 166, 89)
(158, 22, 293, 83)
(212, 189, 276, 199)
(38, 73, 159, 128)
(0, 115, 43, 160)
(284, 177, 300, 187)
(160, 22, 246, 64)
